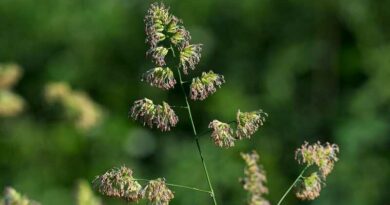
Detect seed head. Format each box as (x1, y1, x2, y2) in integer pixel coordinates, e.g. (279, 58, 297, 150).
(179, 44, 202, 74)
(130, 98, 178, 131)
(296, 172, 322, 200)
(295, 141, 339, 178)
(236, 110, 268, 139)
(93, 166, 143, 202)
(144, 3, 190, 53)
(190, 71, 225, 100)
(142, 67, 176, 90)
(240, 151, 270, 205)
(144, 3, 171, 48)
(208, 120, 235, 148)
(143, 178, 174, 205)
(155, 102, 179, 131)
(130, 98, 156, 128)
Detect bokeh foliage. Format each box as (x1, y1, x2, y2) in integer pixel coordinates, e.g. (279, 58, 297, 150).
(1, 0, 389, 204)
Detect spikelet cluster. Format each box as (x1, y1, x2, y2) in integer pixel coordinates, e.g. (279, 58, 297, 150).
(145, 3, 189, 50)
(209, 110, 267, 148)
(93, 166, 143, 202)
(240, 151, 270, 205)
(1, 187, 40, 205)
(144, 178, 174, 205)
(236, 110, 268, 139)
(76, 180, 102, 205)
(208, 120, 235, 148)
(142, 67, 176, 90)
(294, 141, 339, 200)
(0, 63, 25, 117)
(190, 71, 225, 100)
(93, 166, 174, 204)
(44, 82, 103, 131)
(296, 172, 322, 200)
(295, 141, 339, 178)
(130, 98, 178, 131)
(180, 44, 202, 75)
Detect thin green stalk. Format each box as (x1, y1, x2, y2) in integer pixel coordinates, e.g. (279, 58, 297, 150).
(171, 46, 218, 205)
(276, 165, 310, 205)
(176, 66, 218, 205)
(134, 178, 211, 194)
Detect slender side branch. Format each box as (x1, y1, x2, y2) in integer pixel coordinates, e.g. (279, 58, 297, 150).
(134, 178, 211, 194)
(276, 165, 310, 205)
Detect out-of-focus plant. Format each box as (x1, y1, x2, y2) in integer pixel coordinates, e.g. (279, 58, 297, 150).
(44, 82, 103, 131)
(0, 187, 40, 205)
(0, 63, 25, 117)
(75, 180, 102, 205)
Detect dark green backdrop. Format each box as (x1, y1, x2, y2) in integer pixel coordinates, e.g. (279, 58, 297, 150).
(1, 0, 389, 204)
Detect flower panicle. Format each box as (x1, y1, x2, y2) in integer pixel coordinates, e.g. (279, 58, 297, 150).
(130, 98, 178, 131)
(143, 178, 174, 205)
(236, 109, 268, 139)
(190, 70, 225, 100)
(92, 166, 143, 202)
(208, 120, 235, 148)
(142, 67, 176, 90)
(240, 150, 270, 205)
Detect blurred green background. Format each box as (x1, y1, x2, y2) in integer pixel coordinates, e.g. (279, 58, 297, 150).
(1, 0, 390, 204)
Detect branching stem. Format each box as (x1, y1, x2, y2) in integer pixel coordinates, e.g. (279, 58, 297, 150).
(276, 165, 310, 205)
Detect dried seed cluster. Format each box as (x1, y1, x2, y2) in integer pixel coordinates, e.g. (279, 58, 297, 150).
(296, 172, 322, 200)
(130, 98, 178, 131)
(145, 3, 189, 51)
(236, 110, 268, 139)
(294, 141, 339, 200)
(208, 120, 235, 148)
(93, 166, 143, 202)
(240, 151, 270, 205)
(142, 67, 176, 90)
(209, 110, 267, 148)
(144, 178, 175, 205)
(45, 82, 103, 131)
(0, 63, 25, 117)
(190, 71, 225, 100)
(1, 187, 40, 205)
(180, 44, 202, 75)
(93, 166, 174, 204)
